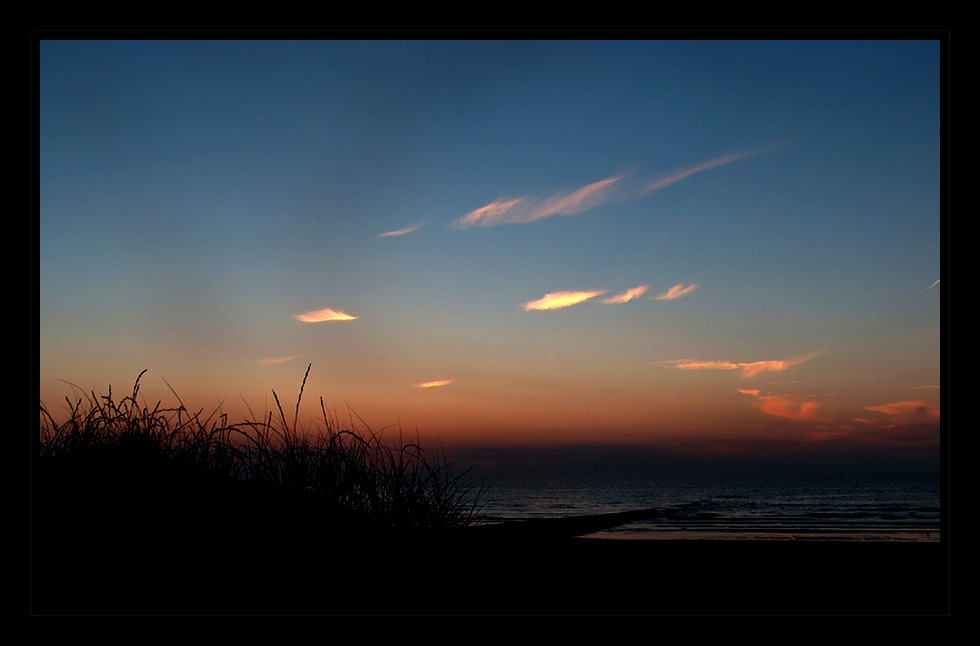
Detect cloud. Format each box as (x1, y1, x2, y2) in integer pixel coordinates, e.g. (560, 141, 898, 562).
(672, 352, 821, 377)
(643, 145, 787, 195)
(602, 285, 649, 304)
(676, 360, 741, 372)
(523, 290, 606, 311)
(294, 308, 358, 322)
(453, 177, 622, 228)
(453, 144, 789, 231)
(921, 279, 940, 293)
(377, 223, 425, 238)
(655, 283, 698, 300)
(416, 380, 453, 389)
(259, 356, 298, 364)
(738, 389, 820, 421)
(866, 400, 940, 422)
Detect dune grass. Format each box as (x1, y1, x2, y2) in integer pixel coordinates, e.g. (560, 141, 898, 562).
(37, 365, 487, 531)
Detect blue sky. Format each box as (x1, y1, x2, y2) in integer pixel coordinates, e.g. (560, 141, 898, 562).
(39, 39, 942, 468)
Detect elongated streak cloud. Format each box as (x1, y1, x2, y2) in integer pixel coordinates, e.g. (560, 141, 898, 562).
(259, 356, 297, 364)
(602, 285, 649, 304)
(524, 290, 606, 311)
(295, 308, 358, 322)
(643, 146, 779, 195)
(922, 279, 940, 293)
(454, 177, 621, 228)
(675, 352, 821, 377)
(417, 380, 453, 389)
(377, 223, 424, 238)
(656, 283, 698, 300)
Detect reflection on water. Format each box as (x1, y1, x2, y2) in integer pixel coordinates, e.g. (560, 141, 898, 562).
(478, 472, 940, 541)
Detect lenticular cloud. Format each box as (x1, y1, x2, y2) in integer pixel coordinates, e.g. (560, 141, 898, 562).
(295, 308, 358, 322)
(416, 380, 453, 389)
(523, 290, 606, 311)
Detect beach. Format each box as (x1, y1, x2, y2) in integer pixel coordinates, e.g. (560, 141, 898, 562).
(31, 452, 947, 615)
(31, 522, 948, 615)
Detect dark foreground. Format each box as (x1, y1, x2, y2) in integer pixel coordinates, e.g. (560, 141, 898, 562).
(31, 457, 948, 615)
(32, 527, 948, 615)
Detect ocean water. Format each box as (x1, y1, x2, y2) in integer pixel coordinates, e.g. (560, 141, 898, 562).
(475, 472, 941, 541)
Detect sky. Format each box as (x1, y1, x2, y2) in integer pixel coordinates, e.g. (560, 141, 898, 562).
(37, 39, 943, 474)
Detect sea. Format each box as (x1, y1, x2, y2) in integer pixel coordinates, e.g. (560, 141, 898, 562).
(475, 471, 942, 541)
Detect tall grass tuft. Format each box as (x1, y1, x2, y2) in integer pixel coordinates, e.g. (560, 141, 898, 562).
(37, 365, 486, 531)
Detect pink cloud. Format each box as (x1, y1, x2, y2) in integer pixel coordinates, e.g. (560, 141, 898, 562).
(453, 198, 528, 228)
(655, 283, 698, 300)
(643, 144, 789, 195)
(259, 356, 298, 364)
(377, 223, 424, 237)
(453, 177, 622, 228)
(602, 285, 649, 304)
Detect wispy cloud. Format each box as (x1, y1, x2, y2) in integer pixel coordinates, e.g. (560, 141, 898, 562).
(655, 283, 698, 301)
(377, 223, 425, 238)
(602, 285, 649, 304)
(738, 389, 820, 421)
(294, 308, 358, 323)
(454, 145, 787, 231)
(259, 355, 298, 364)
(866, 400, 940, 421)
(416, 380, 453, 389)
(524, 290, 606, 311)
(453, 177, 622, 228)
(643, 144, 787, 195)
(671, 352, 821, 378)
(921, 279, 940, 293)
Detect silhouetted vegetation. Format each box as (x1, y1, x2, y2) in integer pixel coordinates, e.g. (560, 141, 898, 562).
(37, 366, 486, 532)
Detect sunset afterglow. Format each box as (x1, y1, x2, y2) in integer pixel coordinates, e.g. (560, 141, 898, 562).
(39, 40, 942, 474)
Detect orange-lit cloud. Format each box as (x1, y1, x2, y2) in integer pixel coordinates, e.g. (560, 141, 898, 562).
(294, 308, 358, 323)
(866, 400, 940, 422)
(453, 177, 622, 228)
(738, 389, 820, 421)
(602, 285, 649, 304)
(643, 144, 787, 195)
(524, 290, 606, 311)
(377, 223, 424, 238)
(909, 384, 940, 390)
(416, 380, 453, 389)
(259, 356, 297, 364)
(655, 283, 698, 300)
(672, 352, 821, 377)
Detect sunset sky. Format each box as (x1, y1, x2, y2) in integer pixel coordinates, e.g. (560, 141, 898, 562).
(38, 40, 943, 472)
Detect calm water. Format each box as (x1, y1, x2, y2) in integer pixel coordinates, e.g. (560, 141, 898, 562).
(476, 472, 941, 541)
